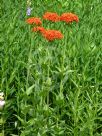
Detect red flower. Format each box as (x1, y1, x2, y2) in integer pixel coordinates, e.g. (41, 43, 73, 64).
(43, 12, 60, 22)
(42, 29, 63, 41)
(26, 17, 42, 25)
(32, 26, 45, 33)
(60, 13, 79, 23)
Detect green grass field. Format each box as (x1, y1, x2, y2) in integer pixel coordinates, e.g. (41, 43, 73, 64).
(0, 0, 102, 135)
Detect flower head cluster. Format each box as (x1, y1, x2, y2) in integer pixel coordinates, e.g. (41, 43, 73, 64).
(32, 26, 63, 41)
(26, 17, 42, 25)
(43, 12, 60, 22)
(26, 7, 32, 16)
(42, 29, 63, 41)
(60, 13, 79, 23)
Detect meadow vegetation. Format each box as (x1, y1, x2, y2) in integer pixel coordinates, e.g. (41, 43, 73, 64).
(0, 0, 102, 135)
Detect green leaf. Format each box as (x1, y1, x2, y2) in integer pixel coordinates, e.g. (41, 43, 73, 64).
(26, 84, 35, 95)
(14, 115, 25, 125)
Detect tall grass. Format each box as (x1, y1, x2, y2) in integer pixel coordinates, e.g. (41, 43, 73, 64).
(0, 0, 102, 135)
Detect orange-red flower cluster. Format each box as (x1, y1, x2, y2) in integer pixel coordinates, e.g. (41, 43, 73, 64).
(32, 26, 63, 41)
(26, 17, 42, 25)
(60, 13, 79, 23)
(42, 29, 63, 41)
(43, 12, 60, 22)
(26, 12, 79, 42)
